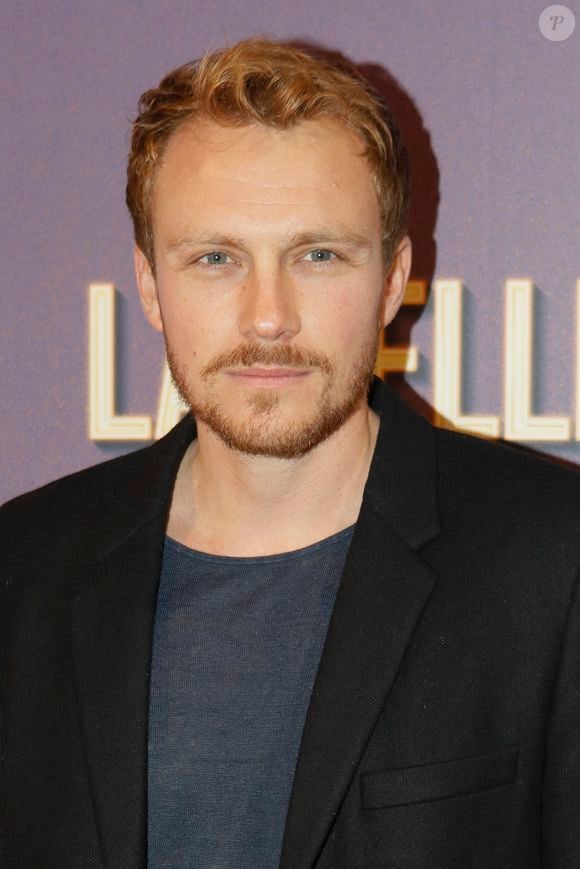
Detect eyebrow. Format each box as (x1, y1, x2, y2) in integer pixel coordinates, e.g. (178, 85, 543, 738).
(165, 227, 373, 255)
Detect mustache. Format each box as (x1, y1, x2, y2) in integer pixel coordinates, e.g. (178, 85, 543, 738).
(200, 342, 334, 378)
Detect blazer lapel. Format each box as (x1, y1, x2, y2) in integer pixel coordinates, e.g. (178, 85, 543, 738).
(66, 415, 196, 869)
(279, 378, 441, 869)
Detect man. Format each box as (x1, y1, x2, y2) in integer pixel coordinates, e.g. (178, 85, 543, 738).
(1, 37, 579, 869)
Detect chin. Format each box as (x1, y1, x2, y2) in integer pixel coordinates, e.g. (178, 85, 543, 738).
(200, 388, 363, 459)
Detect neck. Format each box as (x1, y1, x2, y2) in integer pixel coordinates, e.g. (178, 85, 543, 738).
(167, 402, 381, 557)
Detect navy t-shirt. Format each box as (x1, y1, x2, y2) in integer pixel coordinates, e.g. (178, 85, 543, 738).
(147, 524, 355, 869)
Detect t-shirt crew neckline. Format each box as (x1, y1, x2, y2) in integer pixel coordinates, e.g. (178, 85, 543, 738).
(164, 522, 357, 566)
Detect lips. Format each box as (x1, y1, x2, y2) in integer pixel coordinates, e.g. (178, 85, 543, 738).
(230, 367, 309, 377)
(226, 367, 311, 387)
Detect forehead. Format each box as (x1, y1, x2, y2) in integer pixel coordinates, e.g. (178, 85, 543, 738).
(151, 116, 382, 240)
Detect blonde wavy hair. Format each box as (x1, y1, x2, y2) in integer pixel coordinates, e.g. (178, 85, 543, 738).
(126, 37, 410, 268)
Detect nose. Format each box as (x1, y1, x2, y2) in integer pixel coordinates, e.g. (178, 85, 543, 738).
(237, 263, 301, 342)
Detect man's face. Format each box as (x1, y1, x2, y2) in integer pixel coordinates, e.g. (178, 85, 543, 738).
(136, 116, 409, 458)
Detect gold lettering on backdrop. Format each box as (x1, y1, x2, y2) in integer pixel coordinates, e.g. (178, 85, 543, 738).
(375, 280, 426, 374)
(88, 283, 152, 440)
(433, 280, 500, 437)
(504, 280, 571, 442)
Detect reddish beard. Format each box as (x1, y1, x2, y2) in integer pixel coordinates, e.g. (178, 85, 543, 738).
(164, 326, 381, 459)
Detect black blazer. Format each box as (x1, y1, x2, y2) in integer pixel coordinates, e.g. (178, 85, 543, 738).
(1, 377, 579, 868)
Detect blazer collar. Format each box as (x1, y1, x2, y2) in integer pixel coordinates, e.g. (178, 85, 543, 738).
(78, 411, 196, 565)
(68, 376, 440, 869)
(363, 376, 440, 549)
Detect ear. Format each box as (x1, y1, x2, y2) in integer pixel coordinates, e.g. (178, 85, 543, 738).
(380, 235, 412, 328)
(134, 246, 163, 333)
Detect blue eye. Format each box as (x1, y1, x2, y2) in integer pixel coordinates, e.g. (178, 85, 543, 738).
(305, 249, 335, 263)
(200, 251, 231, 266)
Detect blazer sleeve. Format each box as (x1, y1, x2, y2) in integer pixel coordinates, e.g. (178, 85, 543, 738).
(542, 569, 580, 865)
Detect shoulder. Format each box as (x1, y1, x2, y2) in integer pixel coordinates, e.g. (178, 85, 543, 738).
(0, 446, 154, 573)
(433, 425, 580, 564)
(0, 413, 195, 578)
(2, 444, 149, 525)
(434, 424, 579, 500)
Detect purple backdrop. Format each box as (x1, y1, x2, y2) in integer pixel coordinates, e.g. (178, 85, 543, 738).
(2, 0, 579, 503)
